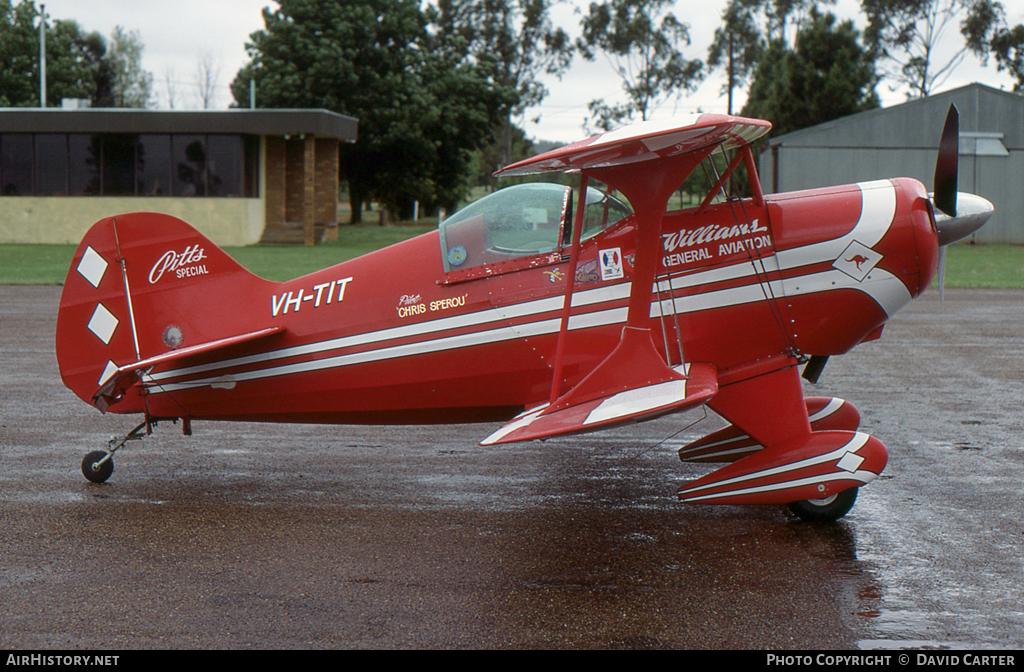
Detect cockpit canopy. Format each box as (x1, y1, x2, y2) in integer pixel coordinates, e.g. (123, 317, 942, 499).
(439, 183, 632, 273)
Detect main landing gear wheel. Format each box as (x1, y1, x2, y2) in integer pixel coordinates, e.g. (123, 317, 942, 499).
(788, 487, 858, 522)
(82, 450, 114, 484)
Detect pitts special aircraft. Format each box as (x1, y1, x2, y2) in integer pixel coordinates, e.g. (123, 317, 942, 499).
(56, 106, 992, 521)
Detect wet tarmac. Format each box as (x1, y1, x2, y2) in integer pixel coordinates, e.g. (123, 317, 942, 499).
(1, 285, 1022, 649)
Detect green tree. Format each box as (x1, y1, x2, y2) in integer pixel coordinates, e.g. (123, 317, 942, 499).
(742, 9, 879, 136)
(232, 0, 514, 221)
(862, 0, 1001, 97)
(0, 0, 98, 106)
(577, 0, 703, 130)
(988, 23, 1024, 91)
(106, 25, 151, 108)
(707, 0, 836, 113)
(962, 0, 1024, 92)
(432, 0, 572, 166)
(707, 1, 765, 114)
(0, 0, 148, 107)
(66, 29, 115, 107)
(471, 123, 535, 190)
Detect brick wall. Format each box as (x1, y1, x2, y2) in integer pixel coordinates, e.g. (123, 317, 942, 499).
(262, 134, 341, 244)
(264, 136, 286, 229)
(285, 138, 306, 223)
(315, 138, 339, 225)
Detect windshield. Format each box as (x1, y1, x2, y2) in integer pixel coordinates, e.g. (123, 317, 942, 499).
(439, 183, 570, 272)
(439, 182, 634, 274)
(575, 188, 632, 243)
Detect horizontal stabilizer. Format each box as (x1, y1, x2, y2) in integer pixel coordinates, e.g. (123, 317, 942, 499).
(92, 326, 285, 412)
(678, 397, 860, 463)
(481, 362, 717, 445)
(677, 430, 886, 506)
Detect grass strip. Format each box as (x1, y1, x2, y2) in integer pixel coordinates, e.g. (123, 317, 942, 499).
(2, 237, 1021, 288)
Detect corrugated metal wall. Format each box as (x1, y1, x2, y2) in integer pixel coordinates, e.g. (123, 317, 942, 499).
(758, 84, 1022, 244)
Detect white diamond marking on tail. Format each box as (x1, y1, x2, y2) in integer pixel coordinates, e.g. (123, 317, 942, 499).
(77, 246, 108, 288)
(87, 303, 119, 345)
(98, 360, 119, 386)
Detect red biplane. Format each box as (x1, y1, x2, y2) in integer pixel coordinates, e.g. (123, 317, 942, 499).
(56, 106, 992, 521)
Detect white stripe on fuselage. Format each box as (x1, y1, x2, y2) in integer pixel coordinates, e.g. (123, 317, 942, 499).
(145, 181, 907, 393)
(149, 317, 565, 393)
(775, 179, 897, 270)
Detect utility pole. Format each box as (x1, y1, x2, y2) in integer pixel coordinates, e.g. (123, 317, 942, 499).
(39, 4, 46, 108)
(727, 32, 734, 116)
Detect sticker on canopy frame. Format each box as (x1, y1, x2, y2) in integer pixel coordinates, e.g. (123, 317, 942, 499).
(448, 245, 468, 267)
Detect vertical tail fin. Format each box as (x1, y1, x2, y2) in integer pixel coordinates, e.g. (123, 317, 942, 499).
(56, 212, 274, 411)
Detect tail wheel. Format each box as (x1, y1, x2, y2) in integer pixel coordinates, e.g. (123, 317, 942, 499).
(82, 450, 114, 484)
(787, 487, 858, 522)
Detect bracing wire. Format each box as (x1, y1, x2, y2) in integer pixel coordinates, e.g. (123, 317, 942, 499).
(617, 406, 709, 463)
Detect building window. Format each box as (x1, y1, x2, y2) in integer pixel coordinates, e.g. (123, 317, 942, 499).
(208, 135, 243, 197)
(243, 135, 259, 198)
(103, 134, 137, 196)
(1, 134, 34, 195)
(35, 134, 68, 196)
(137, 134, 171, 196)
(1, 132, 259, 198)
(69, 134, 101, 195)
(173, 134, 207, 196)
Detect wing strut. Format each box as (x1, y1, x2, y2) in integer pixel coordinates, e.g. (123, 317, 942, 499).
(587, 148, 714, 370)
(549, 174, 590, 404)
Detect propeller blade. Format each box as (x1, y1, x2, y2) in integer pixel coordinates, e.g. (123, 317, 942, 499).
(932, 104, 959, 218)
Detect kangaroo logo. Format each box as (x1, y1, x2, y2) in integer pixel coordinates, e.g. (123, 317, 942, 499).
(833, 241, 881, 282)
(846, 254, 870, 271)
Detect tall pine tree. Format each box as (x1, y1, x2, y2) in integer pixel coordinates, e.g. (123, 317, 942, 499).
(742, 9, 879, 137)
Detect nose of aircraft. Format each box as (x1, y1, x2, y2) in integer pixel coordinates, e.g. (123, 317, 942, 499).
(932, 191, 995, 246)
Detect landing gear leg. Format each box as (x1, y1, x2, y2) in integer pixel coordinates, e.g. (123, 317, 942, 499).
(80, 420, 151, 484)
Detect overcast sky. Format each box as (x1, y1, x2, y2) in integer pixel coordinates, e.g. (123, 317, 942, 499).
(37, 0, 1022, 142)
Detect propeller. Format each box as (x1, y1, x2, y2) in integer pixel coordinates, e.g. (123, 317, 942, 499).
(928, 104, 994, 305)
(933, 104, 959, 219)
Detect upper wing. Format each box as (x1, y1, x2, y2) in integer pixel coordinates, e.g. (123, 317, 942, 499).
(495, 114, 771, 177)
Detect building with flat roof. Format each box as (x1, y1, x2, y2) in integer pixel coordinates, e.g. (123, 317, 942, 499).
(0, 108, 357, 246)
